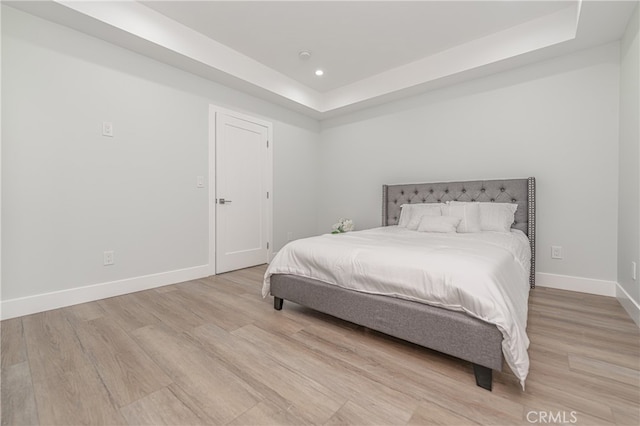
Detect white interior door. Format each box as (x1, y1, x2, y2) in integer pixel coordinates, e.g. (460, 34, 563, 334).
(215, 112, 269, 273)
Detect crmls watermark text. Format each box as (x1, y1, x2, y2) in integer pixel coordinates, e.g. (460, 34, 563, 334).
(526, 411, 578, 424)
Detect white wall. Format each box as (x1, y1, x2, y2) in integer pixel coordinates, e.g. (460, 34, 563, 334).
(617, 3, 640, 323)
(273, 122, 320, 251)
(319, 43, 621, 287)
(0, 4, 3, 315)
(1, 6, 319, 309)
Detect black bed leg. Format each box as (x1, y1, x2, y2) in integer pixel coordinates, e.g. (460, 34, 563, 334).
(472, 364, 493, 391)
(273, 297, 283, 311)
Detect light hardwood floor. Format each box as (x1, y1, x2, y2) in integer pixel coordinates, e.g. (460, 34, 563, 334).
(1, 265, 638, 425)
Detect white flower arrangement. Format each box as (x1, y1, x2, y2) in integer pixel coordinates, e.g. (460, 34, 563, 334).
(331, 218, 354, 234)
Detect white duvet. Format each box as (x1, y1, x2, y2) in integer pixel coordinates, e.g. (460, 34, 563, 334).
(263, 226, 531, 387)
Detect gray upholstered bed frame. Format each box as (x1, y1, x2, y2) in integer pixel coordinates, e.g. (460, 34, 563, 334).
(270, 177, 536, 390)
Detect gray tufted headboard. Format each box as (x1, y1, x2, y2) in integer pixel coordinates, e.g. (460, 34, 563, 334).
(382, 177, 536, 288)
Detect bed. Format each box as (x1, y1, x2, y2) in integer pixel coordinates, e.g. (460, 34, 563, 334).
(264, 177, 536, 391)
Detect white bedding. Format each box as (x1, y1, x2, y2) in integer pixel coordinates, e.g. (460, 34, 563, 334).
(263, 226, 531, 387)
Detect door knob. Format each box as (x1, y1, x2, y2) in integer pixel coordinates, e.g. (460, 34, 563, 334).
(219, 198, 232, 204)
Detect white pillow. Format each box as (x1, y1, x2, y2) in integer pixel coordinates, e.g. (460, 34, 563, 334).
(479, 202, 518, 233)
(397, 204, 412, 227)
(398, 203, 444, 228)
(418, 216, 461, 233)
(443, 201, 482, 233)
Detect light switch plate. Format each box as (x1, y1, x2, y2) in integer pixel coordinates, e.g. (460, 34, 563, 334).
(102, 122, 113, 137)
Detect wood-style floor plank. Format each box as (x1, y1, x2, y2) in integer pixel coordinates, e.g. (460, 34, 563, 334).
(525, 349, 639, 407)
(529, 333, 640, 370)
(190, 278, 306, 335)
(22, 310, 96, 380)
(188, 322, 344, 424)
(406, 402, 480, 426)
(288, 323, 526, 425)
(611, 404, 640, 426)
(97, 294, 161, 333)
(127, 290, 208, 332)
(227, 401, 307, 426)
(325, 400, 408, 426)
(232, 323, 420, 424)
(22, 310, 125, 425)
(1, 264, 638, 425)
(568, 354, 640, 387)
(65, 300, 105, 323)
(119, 387, 204, 425)
(72, 316, 173, 407)
(1, 362, 39, 426)
(522, 379, 615, 422)
(0, 319, 27, 370)
(162, 283, 255, 332)
(130, 323, 262, 424)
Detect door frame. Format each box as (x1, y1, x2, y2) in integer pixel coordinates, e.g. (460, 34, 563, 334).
(208, 104, 273, 276)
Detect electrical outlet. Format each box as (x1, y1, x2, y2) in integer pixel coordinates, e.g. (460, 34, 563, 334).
(102, 122, 113, 137)
(551, 246, 563, 260)
(633, 261, 637, 281)
(287, 232, 293, 241)
(104, 250, 115, 266)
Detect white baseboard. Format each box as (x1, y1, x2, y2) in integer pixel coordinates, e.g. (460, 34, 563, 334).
(3, 267, 633, 324)
(0, 265, 210, 320)
(616, 283, 640, 327)
(535, 272, 617, 297)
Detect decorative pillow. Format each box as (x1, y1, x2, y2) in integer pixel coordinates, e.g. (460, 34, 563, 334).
(406, 214, 423, 231)
(418, 216, 461, 233)
(443, 201, 482, 233)
(479, 202, 518, 233)
(398, 203, 444, 228)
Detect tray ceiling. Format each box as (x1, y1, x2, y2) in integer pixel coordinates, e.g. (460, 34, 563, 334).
(7, 1, 638, 119)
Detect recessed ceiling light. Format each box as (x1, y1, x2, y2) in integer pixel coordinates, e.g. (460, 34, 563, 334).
(299, 50, 312, 60)
(315, 69, 324, 77)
